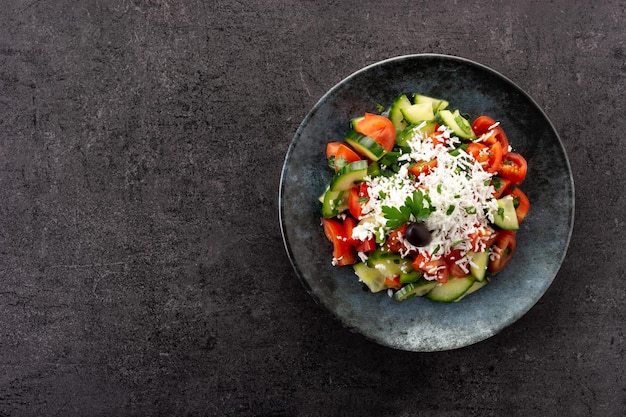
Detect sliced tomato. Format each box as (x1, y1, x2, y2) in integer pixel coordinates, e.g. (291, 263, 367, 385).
(327, 142, 362, 172)
(326, 142, 342, 159)
(507, 187, 530, 224)
(472, 115, 497, 136)
(348, 187, 364, 220)
(489, 126, 509, 155)
(411, 253, 449, 283)
(348, 183, 369, 220)
(429, 131, 447, 148)
(408, 159, 438, 177)
(491, 176, 512, 199)
(355, 113, 396, 152)
(343, 216, 357, 244)
(354, 237, 377, 253)
(468, 225, 498, 253)
(488, 230, 516, 274)
(472, 115, 509, 154)
(485, 142, 503, 173)
(498, 152, 527, 184)
(446, 249, 469, 278)
(467, 141, 502, 173)
(467, 142, 488, 163)
(342, 215, 376, 252)
(384, 276, 402, 290)
(322, 218, 357, 266)
(385, 224, 408, 253)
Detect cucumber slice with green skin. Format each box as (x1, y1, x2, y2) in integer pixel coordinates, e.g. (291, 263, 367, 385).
(492, 195, 520, 230)
(400, 103, 435, 124)
(367, 161, 381, 177)
(437, 109, 476, 140)
(350, 116, 364, 130)
(394, 278, 438, 301)
(413, 94, 449, 112)
(329, 160, 368, 191)
(367, 249, 413, 277)
(321, 189, 348, 218)
(353, 262, 387, 293)
(426, 276, 475, 303)
(454, 280, 488, 302)
(400, 269, 423, 284)
(344, 131, 387, 161)
(396, 121, 438, 147)
(467, 250, 489, 281)
(389, 94, 412, 131)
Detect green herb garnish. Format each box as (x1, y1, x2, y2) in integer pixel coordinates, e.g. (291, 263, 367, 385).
(381, 189, 433, 229)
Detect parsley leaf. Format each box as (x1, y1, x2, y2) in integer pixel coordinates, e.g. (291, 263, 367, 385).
(381, 190, 433, 229)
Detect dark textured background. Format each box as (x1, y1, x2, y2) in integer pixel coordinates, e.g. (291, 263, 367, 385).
(0, 1, 624, 416)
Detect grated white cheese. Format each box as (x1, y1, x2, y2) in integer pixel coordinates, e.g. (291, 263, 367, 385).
(351, 125, 498, 260)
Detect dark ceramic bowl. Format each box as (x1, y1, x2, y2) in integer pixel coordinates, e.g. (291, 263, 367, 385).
(279, 54, 574, 352)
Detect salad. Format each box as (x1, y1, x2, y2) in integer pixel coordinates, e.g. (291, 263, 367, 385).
(320, 93, 530, 302)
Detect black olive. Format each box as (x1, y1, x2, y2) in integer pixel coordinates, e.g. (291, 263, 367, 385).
(405, 221, 432, 247)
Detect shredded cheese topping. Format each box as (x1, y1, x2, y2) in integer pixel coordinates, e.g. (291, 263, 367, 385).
(352, 125, 498, 260)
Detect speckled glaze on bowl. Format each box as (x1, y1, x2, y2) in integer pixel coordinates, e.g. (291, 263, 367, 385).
(279, 54, 574, 352)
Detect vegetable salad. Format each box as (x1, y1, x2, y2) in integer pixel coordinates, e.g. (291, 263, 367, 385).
(320, 93, 530, 302)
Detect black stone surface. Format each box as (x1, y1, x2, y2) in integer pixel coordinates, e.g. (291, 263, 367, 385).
(0, 1, 624, 416)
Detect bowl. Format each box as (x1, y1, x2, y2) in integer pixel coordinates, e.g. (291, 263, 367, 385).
(279, 54, 574, 351)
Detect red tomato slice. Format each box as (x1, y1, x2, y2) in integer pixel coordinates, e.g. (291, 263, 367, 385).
(322, 218, 357, 266)
(354, 237, 377, 253)
(467, 141, 502, 173)
(468, 225, 497, 253)
(498, 152, 527, 184)
(348, 183, 368, 220)
(355, 113, 396, 152)
(467, 142, 488, 163)
(326, 142, 342, 159)
(384, 276, 403, 290)
(326, 142, 362, 171)
(446, 249, 469, 278)
(342, 216, 357, 244)
(491, 176, 512, 199)
(385, 224, 408, 253)
(343, 215, 376, 252)
(488, 230, 516, 274)
(472, 115, 497, 136)
(408, 159, 438, 177)
(486, 141, 503, 173)
(411, 253, 448, 283)
(508, 187, 530, 224)
(472, 116, 509, 154)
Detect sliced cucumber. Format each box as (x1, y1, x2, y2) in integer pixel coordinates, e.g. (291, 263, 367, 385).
(394, 278, 438, 301)
(389, 94, 412, 131)
(492, 195, 519, 230)
(396, 121, 437, 147)
(413, 94, 449, 112)
(350, 116, 364, 130)
(329, 160, 368, 191)
(367, 249, 413, 277)
(437, 109, 476, 140)
(321, 189, 348, 218)
(426, 276, 475, 303)
(344, 131, 387, 161)
(400, 269, 422, 284)
(467, 250, 489, 281)
(353, 262, 386, 293)
(454, 280, 488, 302)
(367, 161, 381, 177)
(400, 103, 435, 124)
